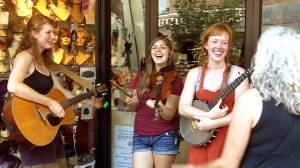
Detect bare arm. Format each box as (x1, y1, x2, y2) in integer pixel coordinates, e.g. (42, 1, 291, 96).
(201, 66, 250, 129)
(51, 74, 103, 108)
(157, 94, 180, 121)
(178, 67, 211, 118)
(124, 89, 138, 112)
(182, 66, 249, 130)
(200, 88, 263, 168)
(7, 52, 67, 118)
(7, 52, 57, 108)
(178, 67, 228, 120)
(8, 51, 101, 119)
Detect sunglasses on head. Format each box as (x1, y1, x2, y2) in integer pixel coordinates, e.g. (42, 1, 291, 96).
(13, 31, 24, 35)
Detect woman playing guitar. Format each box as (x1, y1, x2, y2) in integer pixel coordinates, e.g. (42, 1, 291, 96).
(178, 23, 249, 165)
(6, 14, 103, 167)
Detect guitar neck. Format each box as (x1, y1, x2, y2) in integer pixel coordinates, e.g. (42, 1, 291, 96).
(60, 83, 108, 109)
(208, 68, 252, 109)
(60, 91, 94, 109)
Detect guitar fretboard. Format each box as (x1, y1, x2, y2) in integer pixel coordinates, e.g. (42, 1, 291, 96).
(208, 68, 252, 109)
(60, 84, 107, 109)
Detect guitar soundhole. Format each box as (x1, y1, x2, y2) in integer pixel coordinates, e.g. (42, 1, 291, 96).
(47, 114, 62, 126)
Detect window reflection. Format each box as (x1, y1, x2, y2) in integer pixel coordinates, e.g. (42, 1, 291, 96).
(262, 0, 300, 31)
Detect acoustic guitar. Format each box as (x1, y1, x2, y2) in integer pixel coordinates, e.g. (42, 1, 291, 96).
(2, 83, 108, 150)
(180, 68, 252, 146)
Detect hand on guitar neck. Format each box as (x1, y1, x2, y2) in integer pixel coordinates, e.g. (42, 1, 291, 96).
(205, 99, 228, 120)
(2, 83, 108, 150)
(180, 68, 252, 146)
(193, 100, 228, 131)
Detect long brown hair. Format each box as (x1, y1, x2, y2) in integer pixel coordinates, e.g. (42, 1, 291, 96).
(137, 36, 175, 98)
(12, 14, 57, 70)
(198, 23, 232, 65)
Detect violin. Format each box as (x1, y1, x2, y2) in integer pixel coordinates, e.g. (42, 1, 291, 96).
(151, 65, 177, 121)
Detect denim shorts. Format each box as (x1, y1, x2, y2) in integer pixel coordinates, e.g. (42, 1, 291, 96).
(132, 130, 180, 154)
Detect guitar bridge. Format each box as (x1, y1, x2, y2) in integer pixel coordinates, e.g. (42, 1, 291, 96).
(35, 105, 47, 125)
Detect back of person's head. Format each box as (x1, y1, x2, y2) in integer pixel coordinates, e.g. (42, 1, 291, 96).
(251, 26, 300, 115)
(198, 23, 233, 65)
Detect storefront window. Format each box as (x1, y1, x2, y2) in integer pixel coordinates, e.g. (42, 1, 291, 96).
(0, 0, 98, 167)
(261, 0, 300, 31)
(110, 0, 145, 167)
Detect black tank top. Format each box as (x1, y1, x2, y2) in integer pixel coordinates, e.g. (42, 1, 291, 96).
(240, 99, 300, 168)
(24, 69, 53, 95)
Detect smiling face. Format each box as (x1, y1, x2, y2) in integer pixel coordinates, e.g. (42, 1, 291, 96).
(33, 23, 55, 51)
(76, 31, 87, 47)
(205, 33, 229, 64)
(151, 40, 170, 69)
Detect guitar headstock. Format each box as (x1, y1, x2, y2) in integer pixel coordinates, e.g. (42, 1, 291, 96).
(245, 67, 253, 76)
(94, 83, 108, 97)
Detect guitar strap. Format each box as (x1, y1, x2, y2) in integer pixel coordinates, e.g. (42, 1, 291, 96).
(53, 63, 94, 90)
(198, 64, 232, 93)
(220, 64, 231, 92)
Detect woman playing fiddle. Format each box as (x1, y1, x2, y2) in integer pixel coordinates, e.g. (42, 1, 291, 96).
(124, 36, 183, 168)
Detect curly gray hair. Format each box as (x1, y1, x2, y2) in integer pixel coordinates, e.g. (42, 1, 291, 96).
(251, 26, 300, 115)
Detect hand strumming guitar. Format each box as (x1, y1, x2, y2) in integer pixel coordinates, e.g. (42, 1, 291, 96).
(207, 99, 228, 119)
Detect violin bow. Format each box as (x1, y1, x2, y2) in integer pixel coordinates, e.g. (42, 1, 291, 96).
(110, 80, 133, 98)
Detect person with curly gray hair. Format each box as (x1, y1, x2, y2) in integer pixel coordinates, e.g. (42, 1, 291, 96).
(177, 26, 300, 168)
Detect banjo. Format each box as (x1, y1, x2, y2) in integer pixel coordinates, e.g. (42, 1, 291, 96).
(179, 68, 252, 146)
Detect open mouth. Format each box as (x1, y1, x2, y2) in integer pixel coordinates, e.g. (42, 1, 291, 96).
(155, 54, 163, 58)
